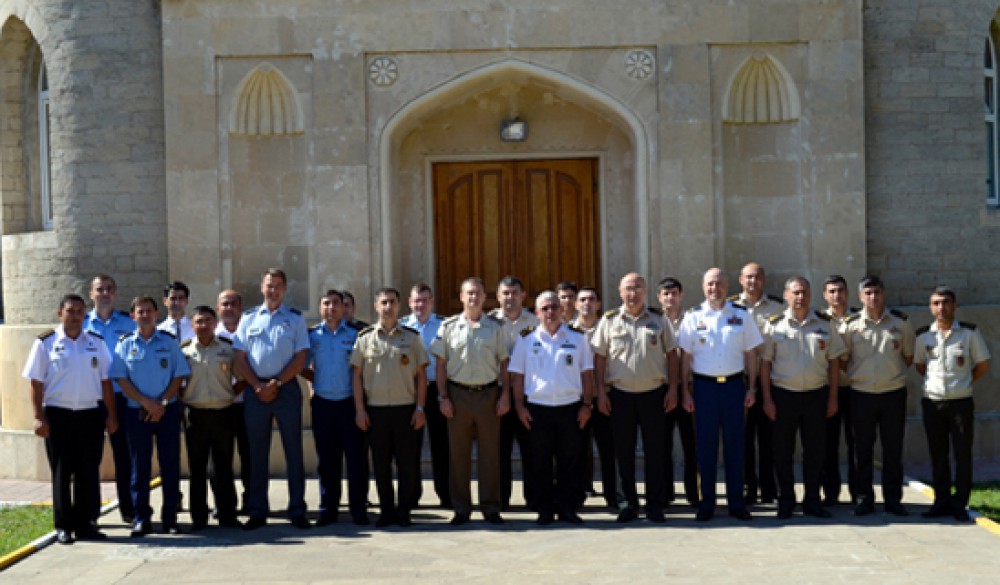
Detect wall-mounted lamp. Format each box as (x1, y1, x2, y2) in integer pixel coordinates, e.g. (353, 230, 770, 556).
(500, 117, 528, 142)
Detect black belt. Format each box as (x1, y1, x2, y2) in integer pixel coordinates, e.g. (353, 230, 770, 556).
(449, 380, 498, 392)
(693, 372, 743, 384)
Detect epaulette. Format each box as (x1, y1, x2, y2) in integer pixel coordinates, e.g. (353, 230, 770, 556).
(730, 301, 747, 310)
(767, 294, 784, 304)
(160, 330, 177, 339)
(218, 336, 233, 344)
(604, 309, 618, 318)
(116, 310, 130, 318)
(843, 313, 861, 323)
(567, 324, 584, 334)
(441, 315, 461, 326)
(813, 310, 831, 321)
(358, 325, 376, 337)
(38, 329, 55, 340)
(726, 294, 740, 302)
(289, 308, 302, 315)
(768, 314, 783, 324)
(310, 323, 323, 331)
(647, 306, 663, 315)
(519, 326, 536, 337)
(401, 325, 419, 335)
(849, 306, 861, 314)
(915, 325, 931, 336)
(350, 319, 369, 328)
(180, 339, 193, 348)
(485, 314, 503, 324)
(119, 333, 132, 342)
(960, 321, 978, 331)
(86, 330, 104, 340)
(889, 309, 909, 320)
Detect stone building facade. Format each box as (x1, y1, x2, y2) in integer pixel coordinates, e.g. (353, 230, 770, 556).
(1, 0, 998, 478)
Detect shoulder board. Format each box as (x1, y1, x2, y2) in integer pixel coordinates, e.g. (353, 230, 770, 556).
(38, 329, 55, 340)
(915, 325, 931, 336)
(160, 330, 177, 339)
(604, 309, 617, 318)
(730, 301, 746, 310)
(889, 309, 908, 320)
(289, 308, 301, 315)
(768, 314, 783, 324)
(357, 325, 376, 337)
(218, 336, 233, 344)
(400, 325, 419, 335)
(519, 326, 536, 337)
(849, 307, 861, 314)
(487, 308, 502, 318)
(180, 339, 193, 348)
(960, 321, 978, 331)
(346, 320, 363, 331)
(243, 306, 258, 315)
(86, 330, 104, 340)
(116, 310, 130, 318)
(844, 313, 861, 323)
(726, 294, 740, 302)
(485, 314, 503, 325)
(441, 314, 461, 324)
(767, 294, 784, 304)
(647, 306, 663, 315)
(310, 323, 323, 331)
(119, 333, 132, 342)
(813, 310, 831, 322)
(567, 324, 584, 334)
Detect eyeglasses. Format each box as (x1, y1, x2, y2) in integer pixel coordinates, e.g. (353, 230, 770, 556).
(538, 305, 559, 312)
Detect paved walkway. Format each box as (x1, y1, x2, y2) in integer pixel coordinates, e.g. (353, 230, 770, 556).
(2, 472, 1000, 584)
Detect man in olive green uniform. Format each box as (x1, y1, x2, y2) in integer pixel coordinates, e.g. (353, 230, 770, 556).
(351, 287, 429, 528)
(432, 277, 510, 525)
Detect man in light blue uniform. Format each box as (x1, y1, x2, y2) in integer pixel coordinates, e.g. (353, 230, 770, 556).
(303, 289, 367, 526)
(234, 268, 312, 530)
(83, 273, 137, 525)
(110, 296, 190, 537)
(400, 283, 448, 508)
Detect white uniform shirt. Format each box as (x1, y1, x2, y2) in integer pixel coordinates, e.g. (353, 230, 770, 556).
(22, 326, 112, 410)
(508, 324, 593, 407)
(158, 315, 195, 343)
(677, 301, 763, 376)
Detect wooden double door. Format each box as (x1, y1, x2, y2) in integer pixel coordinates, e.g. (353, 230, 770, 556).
(433, 158, 600, 314)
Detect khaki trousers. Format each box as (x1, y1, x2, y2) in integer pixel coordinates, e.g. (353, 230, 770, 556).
(447, 382, 502, 515)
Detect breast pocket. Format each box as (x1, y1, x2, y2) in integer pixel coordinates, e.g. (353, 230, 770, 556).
(48, 351, 71, 372)
(609, 332, 628, 358)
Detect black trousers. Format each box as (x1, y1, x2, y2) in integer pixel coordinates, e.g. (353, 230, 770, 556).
(528, 402, 583, 516)
(744, 384, 776, 501)
(231, 401, 251, 505)
(500, 403, 536, 509)
(311, 395, 368, 521)
(418, 381, 450, 507)
(185, 405, 238, 524)
(821, 386, 857, 503)
(590, 408, 621, 508)
(772, 386, 828, 510)
(664, 405, 699, 506)
(367, 405, 420, 519)
(45, 406, 104, 533)
(610, 386, 666, 513)
(97, 393, 134, 522)
(922, 397, 975, 510)
(851, 387, 906, 505)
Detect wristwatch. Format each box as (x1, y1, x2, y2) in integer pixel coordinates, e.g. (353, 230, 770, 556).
(160, 398, 169, 407)
(415, 405, 425, 412)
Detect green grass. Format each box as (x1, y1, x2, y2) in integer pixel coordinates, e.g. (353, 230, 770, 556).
(970, 481, 1000, 523)
(0, 506, 54, 558)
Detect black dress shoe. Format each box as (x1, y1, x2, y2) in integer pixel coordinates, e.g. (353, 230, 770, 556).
(122, 514, 135, 526)
(646, 511, 666, 523)
(375, 515, 398, 528)
(822, 497, 839, 507)
(921, 505, 952, 519)
(130, 520, 152, 538)
(695, 509, 714, 522)
(536, 513, 554, 526)
(484, 513, 505, 525)
(884, 502, 909, 517)
(854, 502, 875, 516)
(56, 530, 74, 545)
(777, 508, 794, 520)
(289, 516, 312, 529)
(76, 527, 108, 540)
(729, 509, 753, 521)
(954, 509, 972, 522)
(450, 512, 471, 525)
(803, 506, 832, 519)
(398, 515, 413, 527)
(352, 514, 371, 526)
(560, 512, 585, 525)
(163, 524, 183, 535)
(760, 495, 775, 505)
(616, 507, 639, 523)
(218, 518, 243, 529)
(190, 519, 208, 531)
(243, 516, 267, 531)
(315, 514, 337, 527)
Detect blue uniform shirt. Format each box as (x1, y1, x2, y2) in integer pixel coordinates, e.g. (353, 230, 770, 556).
(308, 321, 359, 400)
(85, 308, 137, 394)
(400, 313, 443, 382)
(234, 304, 311, 378)
(110, 329, 191, 408)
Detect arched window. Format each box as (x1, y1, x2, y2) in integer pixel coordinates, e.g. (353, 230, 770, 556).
(38, 60, 52, 229)
(986, 29, 999, 207)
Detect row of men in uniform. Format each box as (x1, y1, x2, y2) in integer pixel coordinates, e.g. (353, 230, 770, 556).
(24, 264, 990, 541)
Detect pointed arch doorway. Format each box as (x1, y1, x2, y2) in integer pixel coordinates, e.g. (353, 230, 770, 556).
(432, 157, 600, 313)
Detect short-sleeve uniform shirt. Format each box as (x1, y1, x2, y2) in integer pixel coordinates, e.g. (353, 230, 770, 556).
(509, 324, 594, 406)
(181, 337, 238, 409)
(591, 306, 678, 393)
(234, 304, 310, 378)
(488, 308, 541, 355)
(349, 322, 429, 406)
(308, 321, 359, 401)
(761, 309, 847, 391)
(85, 309, 136, 394)
(823, 307, 859, 388)
(400, 313, 443, 382)
(914, 321, 990, 401)
(842, 309, 915, 393)
(22, 326, 111, 410)
(430, 314, 509, 386)
(110, 330, 191, 408)
(678, 301, 764, 377)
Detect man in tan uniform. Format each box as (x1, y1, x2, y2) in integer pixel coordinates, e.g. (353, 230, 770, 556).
(731, 262, 785, 505)
(489, 275, 540, 511)
(351, 287, 428, 528)
(181, 306, 243, 530)
(760, 277, 846, 520)
(432, 277, 510, 525)
(842, 275, 915, 516)
(592, 273, 680, 523)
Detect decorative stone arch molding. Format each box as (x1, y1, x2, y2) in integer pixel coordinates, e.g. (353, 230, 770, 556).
(375, 58, 652, 291)
(229, 62, 305, 136)
(722, 52, 801, 124)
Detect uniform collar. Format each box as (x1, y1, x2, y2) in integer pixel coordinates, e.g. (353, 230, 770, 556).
(193, 336, 220, 349)
(572, 316, 599, 331)
(403, 312, 438, 326)
(700, 300, 731, 313)
(782, 308, 815, 325)
(54, 325, 88, 343)
(929, 321, 959, 333)
(321, 320, 348, 336)
(618, 305, 650, 321)
(538, 323, 567, 340)
(215, 322, 238, 337)
(739, 292, 768, 308)
(861, 308, 889, 324)
(258, 303, 289, 316)
(88, 308, 120, 325)
(374, 321, 403, 336)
